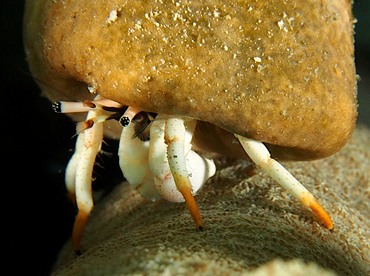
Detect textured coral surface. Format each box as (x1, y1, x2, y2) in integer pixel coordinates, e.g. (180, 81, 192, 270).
(52, 126, 370, 276)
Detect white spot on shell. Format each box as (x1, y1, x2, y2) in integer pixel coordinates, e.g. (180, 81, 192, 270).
(106, 10, 118, 24)
(278, 20, 284, 29)
(213, 9, 220, 18)
(254, 56, 262, 63)
(257, 64, 265, 73)
(277, 20, 288, 32)
(135, 20, 142, 30)
(87, 85, 96, 94)
(143, 75, 152, 82)
(314, 67, 319, 76)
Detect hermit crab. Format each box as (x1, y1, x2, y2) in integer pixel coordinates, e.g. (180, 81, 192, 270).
(24, 0, 357, 254)
(53, 98, 217, 253)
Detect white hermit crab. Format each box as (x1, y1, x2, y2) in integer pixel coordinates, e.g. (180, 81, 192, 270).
(53, 97, 217, 253)
(24, 0, 356, 255)
(54, 96, 334, 254)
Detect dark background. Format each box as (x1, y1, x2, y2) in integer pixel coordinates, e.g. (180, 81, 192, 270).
(1, 1, 369, 275)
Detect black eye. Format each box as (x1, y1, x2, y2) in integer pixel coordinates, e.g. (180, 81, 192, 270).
(119, 116, 131, 127)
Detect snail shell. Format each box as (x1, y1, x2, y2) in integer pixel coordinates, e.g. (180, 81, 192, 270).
(24, 0, 357, 160)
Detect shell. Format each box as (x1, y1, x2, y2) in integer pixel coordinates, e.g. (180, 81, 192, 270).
(24, 0, 357, 160)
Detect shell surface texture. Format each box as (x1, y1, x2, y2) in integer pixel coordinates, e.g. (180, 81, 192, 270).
(24, 0, 357, 254)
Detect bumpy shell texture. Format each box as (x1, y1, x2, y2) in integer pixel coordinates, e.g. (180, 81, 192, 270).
(24, 0, 357, 160)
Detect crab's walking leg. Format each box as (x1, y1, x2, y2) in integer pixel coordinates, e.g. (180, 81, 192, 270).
(149, 116, 215, 202)
(236, 135, 333, 229)
(72, 109, 104, 254)
(65, 133, 85, 205)
(118, 109, 161, 201)
(165, 117, 203, 229)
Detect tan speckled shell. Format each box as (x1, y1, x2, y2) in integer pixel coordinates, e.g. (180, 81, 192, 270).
(24, 0, 357, 160)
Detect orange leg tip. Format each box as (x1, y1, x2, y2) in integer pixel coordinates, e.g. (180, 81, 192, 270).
(186, 199, 203, 230)
(309, 200, 334, 230)
(179, 187, 203, 229)
(195, 218, 204, 230)
(72, 210, 90, 254)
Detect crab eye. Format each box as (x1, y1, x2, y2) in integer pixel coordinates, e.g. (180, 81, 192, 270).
(119, 116, 131, 127)
(119, 111, 157, 139)
(118, 109, 149, 128)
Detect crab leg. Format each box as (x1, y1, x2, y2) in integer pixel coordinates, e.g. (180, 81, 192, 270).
(118, 109, 161, 201)
(236, 135, 333, 229)
(76, 114, 115, 133)
(164, 117, 204, 229)
(65, 133, 85, 205)
(71, 107, 104, 254)
(149, 116, 215, 202)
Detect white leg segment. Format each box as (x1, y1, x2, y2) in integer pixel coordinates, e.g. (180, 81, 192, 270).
(165, 118, 192, 184)
(71, 108, 104, 253)
(236, 135, 333, 229)
(237, 137, 312, 203)
(149, 118, 182, 201)
(164, 117, 204, 229)
(65, 132, 85, 203)
(118, 122, 162, 202)
(149, 116, 215, 202)
(74, 110, 103, 214)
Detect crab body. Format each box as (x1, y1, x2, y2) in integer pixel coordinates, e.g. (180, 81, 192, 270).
(24, 0, 357, 254)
